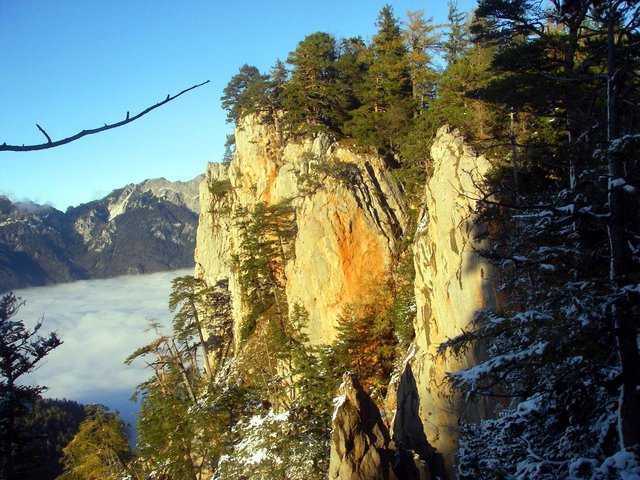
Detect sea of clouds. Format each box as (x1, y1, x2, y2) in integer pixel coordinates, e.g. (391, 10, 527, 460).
(11, 269, 192, 426)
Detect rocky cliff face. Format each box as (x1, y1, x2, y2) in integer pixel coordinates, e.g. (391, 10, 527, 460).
(0, 176, 201, 291)
(410, 126, 497, 472)
(195, 115, 407, 345)
(195, 119, 493, 477)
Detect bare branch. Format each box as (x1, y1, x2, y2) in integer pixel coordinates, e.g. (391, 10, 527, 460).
(1, 80, 210, 152)
(35, 124, 52, 143)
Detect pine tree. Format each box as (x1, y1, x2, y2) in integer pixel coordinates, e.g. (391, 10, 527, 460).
(220, 64, 268, 124)
(330, 304, 396, 398)
(403, 9, 441, 110)
(443, 0, 470, 66)
(21, 398, 87, 480)
(235, 201, 296, 340)
(283, 32, 349, 134)
(134, 373, 200, 480)
(437, 1, 640, 476)
(346, 4, 414, 151)
(169, 275, 233, 380)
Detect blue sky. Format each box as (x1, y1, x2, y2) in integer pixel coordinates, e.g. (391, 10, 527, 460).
(1, 0, 477, 210)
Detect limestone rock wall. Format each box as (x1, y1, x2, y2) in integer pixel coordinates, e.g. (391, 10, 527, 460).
(195, 119, 496, 477)
(194, 114, 407, 345)
(410, 126, 497, 472)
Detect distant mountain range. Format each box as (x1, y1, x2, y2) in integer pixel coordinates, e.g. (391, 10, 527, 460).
(0, 176, 202, 292)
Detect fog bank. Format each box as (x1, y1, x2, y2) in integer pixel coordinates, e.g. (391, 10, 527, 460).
(11, 269, 191, 420)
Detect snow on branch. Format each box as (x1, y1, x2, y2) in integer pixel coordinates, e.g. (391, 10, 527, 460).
(0, 80, 210, 152)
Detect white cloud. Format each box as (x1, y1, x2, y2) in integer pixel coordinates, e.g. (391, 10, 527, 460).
(13, 269, 190, 406)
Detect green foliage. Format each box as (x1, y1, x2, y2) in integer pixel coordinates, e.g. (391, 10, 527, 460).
(235, 201, 296, 341)
(329, 304, 397, 398)
(388, 252, 416, 351)
(403, 9, 441, 105)
(222, 133, 235, 166)
(296, 155, 363, 195)
(270, 304, 337, 423)
(434, 1, 640, 476)
(444, 0, 470, 66)
(215, 409, 329, 480)
(346, 5, 414, 151)
(58, 405, 135, 480)
(221, 64, 268, 124)
(209, 179, 232, 200)
(134, 370, 226, 480)
(282, 32, 350, 134)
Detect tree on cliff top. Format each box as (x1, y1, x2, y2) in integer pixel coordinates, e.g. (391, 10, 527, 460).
(283, 32, 351, 134)
(220, 64, 268, 124)
(346, 4, 414, 151)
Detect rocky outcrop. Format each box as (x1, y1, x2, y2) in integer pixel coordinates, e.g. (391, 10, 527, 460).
(195, 114, 407, 345)
(329, 372, 395, 480)
(410, 126, 497, 473)
(330, 370, 444, 480)
(393, 363, 446, 479)
(195, 119, 495, 478)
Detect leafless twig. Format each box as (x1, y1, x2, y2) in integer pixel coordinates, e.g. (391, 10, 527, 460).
(1, 80, 210, 152)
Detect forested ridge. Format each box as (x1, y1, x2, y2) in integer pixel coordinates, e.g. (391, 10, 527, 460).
(2, 1, 639, 479)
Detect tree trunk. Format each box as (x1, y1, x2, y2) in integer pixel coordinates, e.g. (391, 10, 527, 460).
(605, 5, 640, 449)
(190, 301, 213, 380)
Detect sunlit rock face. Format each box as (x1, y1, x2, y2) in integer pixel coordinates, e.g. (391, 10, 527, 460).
(194, 114, 407, 345)
(194, 119, 496, 478)
(329, 372, 395, 480)
(411, 126, 497, 473)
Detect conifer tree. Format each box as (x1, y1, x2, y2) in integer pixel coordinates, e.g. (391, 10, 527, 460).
(346, 5, 413, 151)
(443, 0, 470, 66)
(265, 59, 289, 135)
(283, 32, 349, 134)
(58, 406, 136, 480)
(220, 64, 268, 124)
(437, 1, 640, 476)
(169, 275, 219, 378)
(0, 293, 61, 480)
(235, 202, 296, 340)
(330, 304, 396, 397)
(403, 9, 441, 110)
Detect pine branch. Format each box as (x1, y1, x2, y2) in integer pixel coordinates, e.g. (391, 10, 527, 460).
(1, 80, 210, 152)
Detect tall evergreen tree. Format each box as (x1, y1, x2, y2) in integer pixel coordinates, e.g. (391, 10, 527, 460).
(235, 202, 296, 341)
(403, 9, 441, 109)
(283, 32, 349, 134)
(265, 59, 289, 136)
(169, 275, 230, 380)
(346, 5, 414, 151)
(443, 0, 470, 66)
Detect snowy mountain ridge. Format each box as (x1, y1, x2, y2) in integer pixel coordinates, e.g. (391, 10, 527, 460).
(0, 175, 202, 291)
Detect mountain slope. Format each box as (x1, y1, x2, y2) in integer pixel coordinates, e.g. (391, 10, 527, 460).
(0, 176, 201, 291)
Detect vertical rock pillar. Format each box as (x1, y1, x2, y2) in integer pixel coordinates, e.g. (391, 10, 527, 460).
(411, 126, 497, 475)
